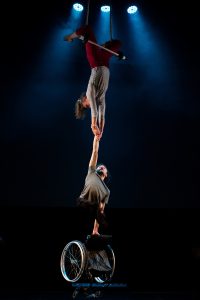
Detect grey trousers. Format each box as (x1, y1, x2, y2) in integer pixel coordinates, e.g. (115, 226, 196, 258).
(86, 66, 110, 119)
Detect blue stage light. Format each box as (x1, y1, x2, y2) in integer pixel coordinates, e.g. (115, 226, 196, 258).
(101, 6, 110, 13)
(127, 5, 138, 14)
(73, 3, 84, 12)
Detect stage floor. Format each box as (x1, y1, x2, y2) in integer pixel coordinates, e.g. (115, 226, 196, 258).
(0, 289, 196, 300)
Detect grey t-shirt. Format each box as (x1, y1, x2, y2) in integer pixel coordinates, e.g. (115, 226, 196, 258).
(79, 166, 110, 206)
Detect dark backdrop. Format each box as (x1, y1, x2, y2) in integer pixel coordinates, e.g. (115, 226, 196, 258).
(0, 207, 197, 293)
(1, 0, 200, 208)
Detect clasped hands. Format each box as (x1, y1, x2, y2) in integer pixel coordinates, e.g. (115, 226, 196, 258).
(91, 124, 102, 140)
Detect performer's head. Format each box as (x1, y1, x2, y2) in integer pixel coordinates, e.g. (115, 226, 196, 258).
(96, 164, 110, 181)
(75, 92, 90, 119)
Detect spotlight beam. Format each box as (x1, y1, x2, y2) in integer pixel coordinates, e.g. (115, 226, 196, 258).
(78, 36, 126, 60)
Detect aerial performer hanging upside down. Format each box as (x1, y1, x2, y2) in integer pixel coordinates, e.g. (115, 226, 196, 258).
(64, 25, 122, 140)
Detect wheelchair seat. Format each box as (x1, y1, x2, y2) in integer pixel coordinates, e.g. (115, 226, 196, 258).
(85, 235, 112, 250)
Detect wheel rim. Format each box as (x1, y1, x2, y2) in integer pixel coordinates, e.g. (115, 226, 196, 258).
(94, 245, 115, 283)
(60, 240, 87, 282)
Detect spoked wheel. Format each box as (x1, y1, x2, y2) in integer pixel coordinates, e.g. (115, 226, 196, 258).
(91, 244, 116, 283)
(60, 240, 87, 282)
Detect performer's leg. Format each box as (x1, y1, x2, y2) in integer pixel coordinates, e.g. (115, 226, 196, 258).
(76, 205, 97, 240)
(96, 66, 110, 104)
(86, 68, 97, 118)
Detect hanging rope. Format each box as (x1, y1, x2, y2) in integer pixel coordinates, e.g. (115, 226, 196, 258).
(109, 0, 113, 40)
(86, 0, 113, 40)
(85, 0, 90, 25)
(81, 0, 126, 59)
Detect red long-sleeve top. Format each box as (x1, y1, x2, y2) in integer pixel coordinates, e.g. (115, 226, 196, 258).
(76, 25, 121, 68)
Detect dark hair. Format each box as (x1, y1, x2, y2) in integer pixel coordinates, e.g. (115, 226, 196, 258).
(96, 163, 111, 182)
(75, 92, 87, 120)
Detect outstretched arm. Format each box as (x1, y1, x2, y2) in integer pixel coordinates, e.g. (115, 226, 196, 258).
(89, 136, 100, 235)
(89, 135, 100, 169)
(98, 105, 105, 138)
(64, 25, 96, 43)
(92, 201, 106, 235)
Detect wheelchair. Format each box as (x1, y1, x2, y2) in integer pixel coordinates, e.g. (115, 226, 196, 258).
(60, 234, 115, 286)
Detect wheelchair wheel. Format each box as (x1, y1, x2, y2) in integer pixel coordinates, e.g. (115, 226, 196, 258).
(93, 244, 115, 283)
(60, 240, 87, 282)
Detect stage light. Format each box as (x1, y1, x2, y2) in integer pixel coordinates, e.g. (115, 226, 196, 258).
(127, 5, 138, 14)
(73, 3, 84, 12)
(101, 6, 110, 13)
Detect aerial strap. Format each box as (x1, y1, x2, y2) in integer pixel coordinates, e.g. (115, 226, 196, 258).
(79, 0, 126, 60)
(86, 0, 113, 41)
(85, 0, 90, 25)
(109, 0, 113, 40)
